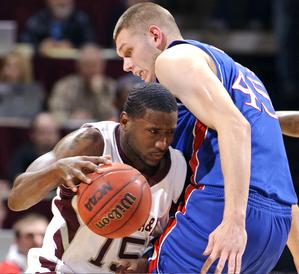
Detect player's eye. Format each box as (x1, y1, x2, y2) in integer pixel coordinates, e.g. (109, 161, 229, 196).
(148, 129, 159, 134)
(124, 49, 132, 57)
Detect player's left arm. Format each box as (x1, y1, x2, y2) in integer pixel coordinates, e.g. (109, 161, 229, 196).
(156, 44, 250, 274)
(277, 113, 299, 271)
(276, 111, 299, 137)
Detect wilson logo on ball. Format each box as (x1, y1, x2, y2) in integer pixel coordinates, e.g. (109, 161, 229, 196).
(77, 163, 152, 238)
(84, 182, 113, 212)
(95, 192, 137, 229)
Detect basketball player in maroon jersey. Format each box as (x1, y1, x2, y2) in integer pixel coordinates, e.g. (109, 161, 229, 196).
(8, 83, 187, 273)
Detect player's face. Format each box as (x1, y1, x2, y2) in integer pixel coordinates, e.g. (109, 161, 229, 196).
(116, 29, 160, 83)
(122, 109, 177, 166)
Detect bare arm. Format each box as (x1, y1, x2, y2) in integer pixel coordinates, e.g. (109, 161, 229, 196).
(276, 111, 299, 137)
(156, 44, 250, 273)
(8, 127, 110, 211)
(287, 205, 299, 272)
(276, 111, 299, 270)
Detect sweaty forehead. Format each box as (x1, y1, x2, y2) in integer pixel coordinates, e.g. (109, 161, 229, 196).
(137, 109, 177, 126)
(116, 29, 139, 55)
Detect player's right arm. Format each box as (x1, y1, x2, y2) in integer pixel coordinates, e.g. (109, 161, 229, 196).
(156, 44, 250, 274)
(276, 111, 299, 137)
(8, 127, 111, 211)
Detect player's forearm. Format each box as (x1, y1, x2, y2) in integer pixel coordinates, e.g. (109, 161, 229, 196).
(8, 164, 60, 211)
(287, 205, 299, 272)
(218, 119, 251, 223)
(276, 111, 299, 137)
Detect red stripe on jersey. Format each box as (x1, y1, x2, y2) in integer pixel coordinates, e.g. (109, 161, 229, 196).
(189, 120, 207, 185)
(148, 216, 178, 272)
(148, 184, 200, 272)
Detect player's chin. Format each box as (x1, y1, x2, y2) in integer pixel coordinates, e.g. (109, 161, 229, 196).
(145, 156, 163, 166)
(144, 74, 155, 83)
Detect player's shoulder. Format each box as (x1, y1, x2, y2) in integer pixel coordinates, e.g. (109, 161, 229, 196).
(169, 147, 187, 169)
(164, 147, 187, 199)
(156, 42, 208, 82)
(169, 146, 185, 158)
(55, 125, 104, 157)
(159, 41, 205, 62)
(82, 121, 119, 133)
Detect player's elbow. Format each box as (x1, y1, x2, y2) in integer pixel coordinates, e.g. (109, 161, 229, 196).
(8, 198, 32, 212)
(216, 114, 251, 142)
(7, 193, 23, 211)
(236, 117, 251, 140)
(7, 187, 29, 211)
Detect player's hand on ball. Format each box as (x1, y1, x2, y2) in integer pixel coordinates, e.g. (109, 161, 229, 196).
(55, 155, 111, 192)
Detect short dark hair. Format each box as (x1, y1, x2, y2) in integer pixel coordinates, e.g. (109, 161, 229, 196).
(123, 83, 177, 118)
(113, 2, 181, 41)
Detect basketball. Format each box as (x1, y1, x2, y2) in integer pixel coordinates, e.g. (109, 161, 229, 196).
(77, 163, 152, 238)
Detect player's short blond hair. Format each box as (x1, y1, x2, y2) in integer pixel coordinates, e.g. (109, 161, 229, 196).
(113, 2, 181, 40)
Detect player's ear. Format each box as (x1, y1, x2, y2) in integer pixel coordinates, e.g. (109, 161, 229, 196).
(148, 25, 163, 46)
(120, 111, 129, 129)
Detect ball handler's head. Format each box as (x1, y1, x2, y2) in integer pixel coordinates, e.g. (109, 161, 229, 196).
(120, 82, 178, 167)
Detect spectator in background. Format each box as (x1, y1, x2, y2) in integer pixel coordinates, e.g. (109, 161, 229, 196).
(206, 0, 271, 30)
(49, 44, 117, 128)
(0, 50, 45, 119)
(0, 181, 9, 227)
(0, 197, 7, 229)
(20, 0, 96, 56)
(273, 0, 299, 109)
(0, 214, 48, 274)
(114, 74, 143, 118)
(8, 112, 60, 185)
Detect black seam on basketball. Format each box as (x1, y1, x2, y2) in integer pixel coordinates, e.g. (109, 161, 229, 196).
(99, 175, 148, 237)
(77, 167, 135, 207)
(86, 173, 144, 227)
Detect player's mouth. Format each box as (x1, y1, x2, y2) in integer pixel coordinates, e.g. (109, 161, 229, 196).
(150, 152, 165, 161)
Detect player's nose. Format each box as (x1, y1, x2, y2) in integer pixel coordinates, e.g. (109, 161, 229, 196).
(155, 137, 168, 151)
(123, 58, 133, 72)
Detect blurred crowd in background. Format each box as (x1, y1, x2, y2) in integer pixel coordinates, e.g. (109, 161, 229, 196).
(0, 0, 298, 273)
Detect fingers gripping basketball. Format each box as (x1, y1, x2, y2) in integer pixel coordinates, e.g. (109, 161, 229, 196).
(77, 163, 152, 238)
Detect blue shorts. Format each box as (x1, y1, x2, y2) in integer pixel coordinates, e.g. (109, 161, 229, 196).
(149, 184, 292, 273)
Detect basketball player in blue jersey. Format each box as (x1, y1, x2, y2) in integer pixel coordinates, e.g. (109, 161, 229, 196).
(8, 83, 187, 273)
(114, 3, 298, 273)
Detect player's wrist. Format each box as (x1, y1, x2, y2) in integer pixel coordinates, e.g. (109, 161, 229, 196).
(223, 210, 246, 226)
(51, 161, 65, 187)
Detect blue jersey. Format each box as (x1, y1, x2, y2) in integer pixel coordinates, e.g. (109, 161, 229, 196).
(170, 40, 297, 205)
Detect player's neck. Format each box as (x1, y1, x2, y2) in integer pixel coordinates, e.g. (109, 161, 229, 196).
(165, 34, 184, 48)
